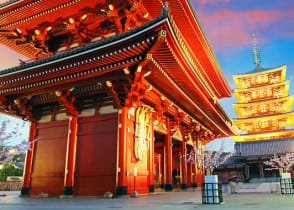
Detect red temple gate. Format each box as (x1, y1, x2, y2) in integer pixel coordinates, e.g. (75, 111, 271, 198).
(0, 0, 237, 196)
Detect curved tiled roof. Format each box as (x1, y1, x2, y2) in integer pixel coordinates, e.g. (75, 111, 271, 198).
(246, 65, 286, 74)
(235, 137, 294, 157)
(0, 14, 166, 76)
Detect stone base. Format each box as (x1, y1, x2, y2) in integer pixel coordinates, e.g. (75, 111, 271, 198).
(149, 185, 155, 193)
(191, 183, 198, 189)
(60, 195, 73, 198)
(104, 192, 113, 198)
(165, 184, 173, 192)
(116, 186, 128, 196)
(130, 191, 139, 197)
(63, 187, 73, 195)
(21, 187, 30, 196)
(181, 183, 188, 190)
(39, 192, 48, 198)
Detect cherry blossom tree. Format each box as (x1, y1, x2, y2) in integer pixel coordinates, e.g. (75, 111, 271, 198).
(185, 141, 235, 174)
(264, 153, 294, 173)
(0, 119, 32, 164)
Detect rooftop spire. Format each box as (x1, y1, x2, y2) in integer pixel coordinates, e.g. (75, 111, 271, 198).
(252, 34, 261, 69)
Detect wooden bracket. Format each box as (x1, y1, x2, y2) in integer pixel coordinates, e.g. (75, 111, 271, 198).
(13, 98, 35, 121)
(55, 89, 78, 116)
(180, 125, 191, 142)
(170, 119, 179, 136)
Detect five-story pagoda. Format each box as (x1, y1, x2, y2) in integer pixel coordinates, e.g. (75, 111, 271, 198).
(232, 35, 294, 178)
(232, 38, 294, 142)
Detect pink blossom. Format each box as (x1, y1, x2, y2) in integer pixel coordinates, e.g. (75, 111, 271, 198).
(264, 153, 294, 172)
(0, 120, 34, 164)
(184, 141, 235, 173)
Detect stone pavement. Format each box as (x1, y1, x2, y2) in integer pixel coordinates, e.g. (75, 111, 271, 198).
(0, 189, 294, 210)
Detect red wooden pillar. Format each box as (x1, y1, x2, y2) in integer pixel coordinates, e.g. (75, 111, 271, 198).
(148, 120, 155, 192)
(117, 107, 128, 195)
(180, 141, 188, 189)
(63, 115, 78, 195)
(259, 160, 264, 178)
(21, 121, 36, 195)
(164, 117, 173, 191)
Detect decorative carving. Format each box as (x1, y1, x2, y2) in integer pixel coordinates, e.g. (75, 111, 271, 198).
(134, 105, 153, 161)
(13, 98, 34, 121)
(180, 126, 191, 142)
(55, 89, 78, 116)
(1, 0, 152, 57)
(107, 66, 151, 108)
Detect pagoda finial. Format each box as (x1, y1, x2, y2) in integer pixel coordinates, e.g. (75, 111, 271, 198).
(252, 34, 261, 69)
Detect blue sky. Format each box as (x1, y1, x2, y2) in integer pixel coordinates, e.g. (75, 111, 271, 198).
(191, 0, 294, 151)
(0, 0, 294, 151)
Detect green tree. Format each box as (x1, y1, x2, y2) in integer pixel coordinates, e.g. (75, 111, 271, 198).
(0, 163, 23, 182)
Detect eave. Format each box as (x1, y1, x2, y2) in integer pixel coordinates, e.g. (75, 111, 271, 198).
(233, 111, 294, 127)
(0, 0, 232, 99)
(0, 16, 165, 94)
(232, 129, 294, 142)
(0, 15, 236, 137)
(233, 95, 294, 118)
(233, 65, 286, 89)
(234, 80, 289, 93)
(144, 20, 236, 136)
(233, 65, 286, 80)
(234, 80, 290, 104)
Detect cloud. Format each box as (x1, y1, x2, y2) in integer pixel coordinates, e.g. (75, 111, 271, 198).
(197, 8, 294, 51)
(0, 44, 27, 70)
(198, 0, 232, 5)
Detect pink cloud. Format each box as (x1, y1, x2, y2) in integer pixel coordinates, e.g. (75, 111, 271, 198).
(0, 44, 27, 70)
(197, 8, 294, 51)
(199, 0, 231, 5)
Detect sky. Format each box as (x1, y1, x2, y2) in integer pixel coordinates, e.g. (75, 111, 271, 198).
(0, 0, 294, 151)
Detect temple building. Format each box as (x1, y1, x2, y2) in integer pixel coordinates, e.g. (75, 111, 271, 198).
(231, 35, 294, 179)
(0, 0, 237, 196)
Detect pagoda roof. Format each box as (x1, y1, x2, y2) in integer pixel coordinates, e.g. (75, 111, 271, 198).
(233, 95, 294, 118)
(235, 137, 294, 157)
(0, 11, 237, 137)
(233, 95, 294, 107)
(232, 129, 294, 142)
(233, 111, 294, 126)
(233, 65, 286, 78)
(234, 80, 289, 93)
(0, 16, 165, 77)
(0, 0, 232, 99)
